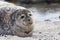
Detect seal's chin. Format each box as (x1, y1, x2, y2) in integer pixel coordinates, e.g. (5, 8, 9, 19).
(16, 23, 33, 36)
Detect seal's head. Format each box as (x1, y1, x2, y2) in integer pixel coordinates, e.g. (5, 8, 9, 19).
(11, 9, 34, 37)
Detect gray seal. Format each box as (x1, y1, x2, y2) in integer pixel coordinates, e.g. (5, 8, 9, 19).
(0, 1, 34, 37)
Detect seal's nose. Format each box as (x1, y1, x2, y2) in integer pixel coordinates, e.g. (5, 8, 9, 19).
(27, 19, 33, 24)
(28, 19, 30, 21)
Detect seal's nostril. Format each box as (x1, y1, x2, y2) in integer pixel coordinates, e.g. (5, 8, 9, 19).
(28, 19, 30, 21)
(25, 31, 30, 34)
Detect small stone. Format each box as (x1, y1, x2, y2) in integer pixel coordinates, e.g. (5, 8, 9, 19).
(4, 35, 7, 37)
(56, 39, 58, 40)
(39, 32, 42, 34)
(44, 19, 51, 21)
(39, 39, 41, 40)
(58, 32, 60, 35)
(59, 16, 60, 18)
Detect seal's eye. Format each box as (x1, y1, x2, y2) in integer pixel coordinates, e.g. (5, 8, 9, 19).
(21, 16, 24, 19)
(29, 14, 32, 16)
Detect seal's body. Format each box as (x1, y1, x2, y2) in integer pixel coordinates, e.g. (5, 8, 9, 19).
(0, 1, 34, 37)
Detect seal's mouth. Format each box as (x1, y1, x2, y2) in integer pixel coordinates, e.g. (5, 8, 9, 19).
(24, 31, 31, 34)
(29, 22, 33, 25)
(23, 22, 33, 26)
